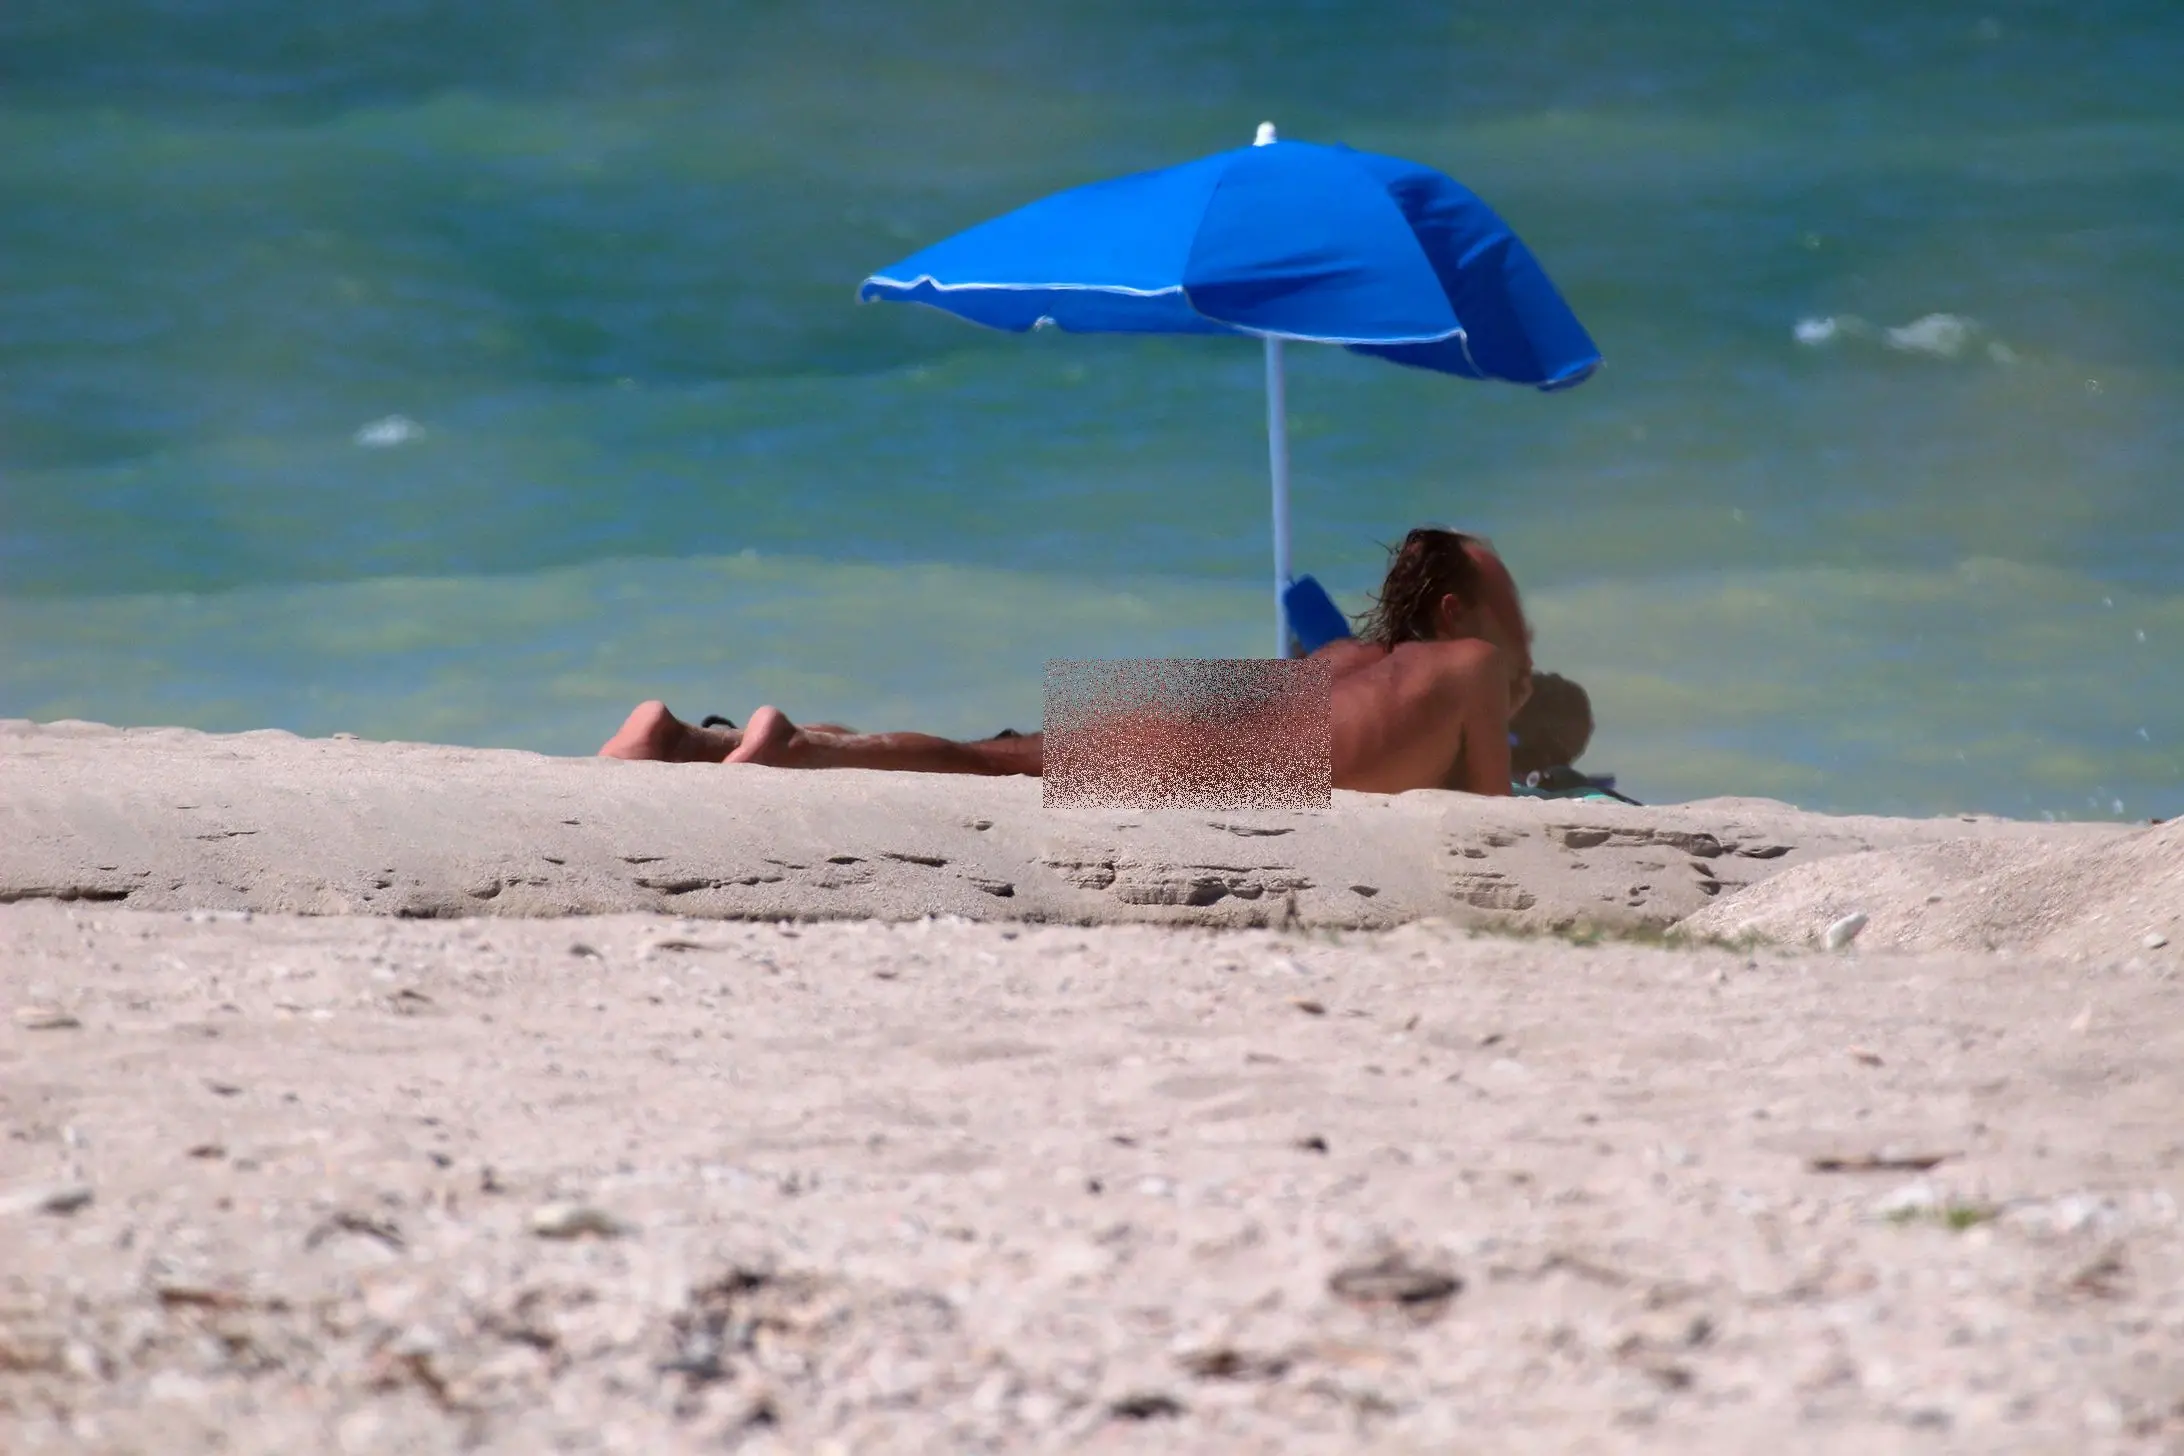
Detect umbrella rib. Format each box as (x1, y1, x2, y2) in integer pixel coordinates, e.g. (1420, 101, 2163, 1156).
(862, 275, 1187, 299)
(1223, 320, 1468, 348)
(1456, 328, 1486, 376)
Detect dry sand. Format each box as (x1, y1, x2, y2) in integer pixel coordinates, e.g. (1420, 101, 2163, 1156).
(3, 720, 2181, 1452)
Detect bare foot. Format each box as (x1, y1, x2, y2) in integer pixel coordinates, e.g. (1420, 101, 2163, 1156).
(598, 701, 739, 762)
(722, 705, 811, 767)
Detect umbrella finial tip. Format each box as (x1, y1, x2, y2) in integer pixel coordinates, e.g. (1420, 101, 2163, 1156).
(1254, 121, 1278, 146)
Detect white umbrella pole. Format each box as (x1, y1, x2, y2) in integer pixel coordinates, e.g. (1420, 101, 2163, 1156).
(1252, 121, 1292, 658)
(1264, 334, 1292, 658)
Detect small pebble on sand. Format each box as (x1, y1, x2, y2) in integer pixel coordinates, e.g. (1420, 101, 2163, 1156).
(529, 1202, 628, 1239)
(1869, 1181, 1939, 1220)
(1823, 912, 1869, 951)
(3, 1183, 95, 1217)
(2145, 932, 2169, 950)
(13, 1004, 81, 1030)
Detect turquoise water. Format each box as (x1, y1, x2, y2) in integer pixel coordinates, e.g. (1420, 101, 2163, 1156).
(3, 3, 2180, 819)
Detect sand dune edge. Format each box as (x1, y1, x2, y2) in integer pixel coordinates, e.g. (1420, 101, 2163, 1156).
(5, 719, 2164, 955)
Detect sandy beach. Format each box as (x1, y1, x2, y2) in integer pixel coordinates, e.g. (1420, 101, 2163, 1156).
(3, 720, 2181, 1452)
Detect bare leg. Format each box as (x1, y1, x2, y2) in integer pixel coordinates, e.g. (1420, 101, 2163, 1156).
(727, 706, 1041, 777)
(599, 701, 741, 762)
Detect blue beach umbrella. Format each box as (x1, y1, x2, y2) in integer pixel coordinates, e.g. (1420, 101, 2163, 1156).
(859, 124, 1601, 656)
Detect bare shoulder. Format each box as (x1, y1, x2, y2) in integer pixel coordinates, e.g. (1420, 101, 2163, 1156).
(1388, 635, 1504, 683)
(1327, 638, 1505, 717)
(1312, 638, 1386, 679)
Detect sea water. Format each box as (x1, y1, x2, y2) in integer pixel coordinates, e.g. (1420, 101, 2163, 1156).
(2, 2, 2179, 819)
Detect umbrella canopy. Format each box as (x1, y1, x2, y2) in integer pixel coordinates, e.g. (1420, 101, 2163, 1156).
(860, 127, 1599, 652)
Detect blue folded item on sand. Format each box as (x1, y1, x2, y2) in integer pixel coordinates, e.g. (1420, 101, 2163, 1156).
(1282, 574, 1355, 656)
(1513, 766, 1640, 804)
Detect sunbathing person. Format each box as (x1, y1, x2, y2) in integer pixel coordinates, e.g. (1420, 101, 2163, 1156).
(1509, 671, 1594, 783)
(601, 527, 1534, 796)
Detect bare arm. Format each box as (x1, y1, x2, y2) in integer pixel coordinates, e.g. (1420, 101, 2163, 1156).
(1444, 653, 1513, 796)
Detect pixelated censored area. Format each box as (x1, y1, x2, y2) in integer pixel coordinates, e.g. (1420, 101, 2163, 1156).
(1042, 659, 1332, 810)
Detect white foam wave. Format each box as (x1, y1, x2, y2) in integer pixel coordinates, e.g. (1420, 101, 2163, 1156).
(1885, 312, 1975, 359)
(353, 415, 424, 448)
(1793, 312, 2016, 365)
